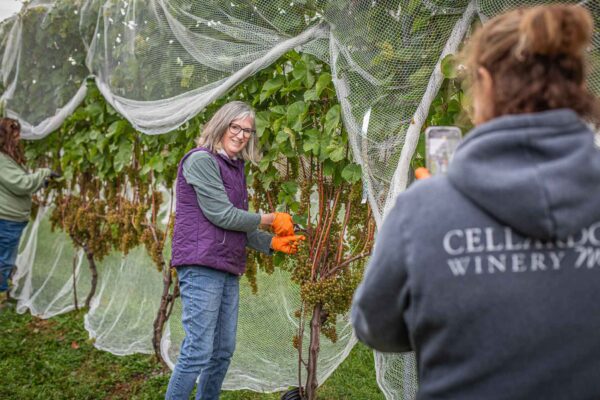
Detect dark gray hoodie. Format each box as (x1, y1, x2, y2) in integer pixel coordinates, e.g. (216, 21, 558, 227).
(352, 109, 600, 400)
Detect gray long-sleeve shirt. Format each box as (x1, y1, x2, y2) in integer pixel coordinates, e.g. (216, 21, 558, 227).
(183, 151, 273, 254)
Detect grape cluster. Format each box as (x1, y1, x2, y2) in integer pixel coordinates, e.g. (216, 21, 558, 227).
(46, 176, 169, 273)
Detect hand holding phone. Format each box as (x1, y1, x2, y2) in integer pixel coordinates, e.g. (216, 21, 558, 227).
(415, 167, 431, 180)
(425, 126, 462, 175)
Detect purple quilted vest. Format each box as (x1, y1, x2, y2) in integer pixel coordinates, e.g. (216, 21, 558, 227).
(170, 147, 249, 275)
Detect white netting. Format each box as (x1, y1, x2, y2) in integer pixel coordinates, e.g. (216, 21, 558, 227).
(12, 207, 91, 317)
(1, 1, 89, 136)
(4, 1, 600, 399)
(327, 0, 475, 223)
(11, 207, 357, 392)
(163, 269, 357, 392)
(4, 0, 598, 226)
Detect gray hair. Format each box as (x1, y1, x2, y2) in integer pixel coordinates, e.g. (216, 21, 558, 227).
(196, 101, 260, 163)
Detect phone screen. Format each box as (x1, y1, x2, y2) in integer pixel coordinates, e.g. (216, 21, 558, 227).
(425, 126, 462, 175)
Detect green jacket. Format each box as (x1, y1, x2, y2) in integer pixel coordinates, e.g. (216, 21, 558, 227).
(0, 152, 50, 222)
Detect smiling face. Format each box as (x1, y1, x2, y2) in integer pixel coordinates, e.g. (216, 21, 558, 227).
(220, 115, 254, 158)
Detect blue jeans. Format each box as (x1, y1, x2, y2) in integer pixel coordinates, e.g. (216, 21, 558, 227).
(166, 265, 240, 400)
(0, 219, 28, 292)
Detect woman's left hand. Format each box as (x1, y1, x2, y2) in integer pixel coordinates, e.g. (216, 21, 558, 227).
(272, 235, 306, 254)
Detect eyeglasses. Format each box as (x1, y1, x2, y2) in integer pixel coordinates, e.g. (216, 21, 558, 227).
(229, 123, 255, 138)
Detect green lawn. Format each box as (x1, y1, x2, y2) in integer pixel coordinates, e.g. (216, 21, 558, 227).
(0, 303, 384, 400)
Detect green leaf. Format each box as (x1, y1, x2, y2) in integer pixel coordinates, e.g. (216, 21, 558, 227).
(275, 130, 289, 144)
(341, 163, 362, 183)
(283, 126, 296, 149)
(289, 201, 300, 213)
(292, 60, 307, 80)
(107, 120, 127, 138)
(148, 154, 164, 173)
(280, 77, 304, 95)
(315, 72, 331, 97)
(303, 87, 318, 102)
(255, 111, 271, 137)
(411, 16, 430, 33)
(302, 128, 320, 155)
(89, 129, 100, 140)
(113, 140, 133, 173)
(269, 105, 287, 115)
(273, 251, 286, 266)
(447, 98, 461, 113)
(286, 101, 307, 131)
(292, 59, 315, 88)
(409, 66, 433, 86)
(258, 151, 276, 173)
(180, 65, 195, 88)
(250, 79, 260, 94)
(271, 116, 285, 136)
(260, 76, 284, 102)
(281, 181, 298, 196)
(324, 104, 341, 135)
(96, 136, 108, 152)
(323, 159, 335, 177)
(84, 102, 103, 118)
(328, 145, 345, 162)
(441, 54, 457, 79)
(246, 171, 254, 187)
(261, 173, 275, 190)
(140, 163, 152, 176)
(292, 213, 307, 227)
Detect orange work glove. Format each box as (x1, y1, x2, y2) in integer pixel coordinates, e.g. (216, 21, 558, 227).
(271, 235, 306, 254)
(415, 167, 431, 180)
(272, 212, 295, 237)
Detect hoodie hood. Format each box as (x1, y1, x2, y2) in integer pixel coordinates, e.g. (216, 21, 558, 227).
(448, 109, 600, 240)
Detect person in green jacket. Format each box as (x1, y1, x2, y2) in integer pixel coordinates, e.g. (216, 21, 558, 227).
(0, 118, 54, 299)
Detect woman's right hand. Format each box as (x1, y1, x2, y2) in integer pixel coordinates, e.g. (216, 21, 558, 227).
(260, 213, 275, 226)
(44, 170, 62, 188)
(260, 212, 295, 237)
(272, 212, 294, 236)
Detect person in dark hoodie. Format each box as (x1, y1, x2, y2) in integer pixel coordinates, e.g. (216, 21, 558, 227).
(351, 4, 600, 400)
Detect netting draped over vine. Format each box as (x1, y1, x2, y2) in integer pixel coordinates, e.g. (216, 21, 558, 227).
(3, 1, 600, 399)
(13, 206, 358, 392)
(4, 0, 599, 219)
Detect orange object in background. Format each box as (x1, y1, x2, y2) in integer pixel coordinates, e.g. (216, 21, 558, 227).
(415, 167, 432, 180)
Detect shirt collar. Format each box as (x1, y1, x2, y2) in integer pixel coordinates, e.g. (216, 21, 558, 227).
(218, 148, 238, 160)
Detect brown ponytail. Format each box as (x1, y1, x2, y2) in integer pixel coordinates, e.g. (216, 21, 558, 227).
(0, 118, 26, 166)
(464, 4, 600, 122)
(516, 5, 593, 59)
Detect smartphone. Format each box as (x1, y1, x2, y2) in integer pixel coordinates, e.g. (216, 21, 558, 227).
(425, 126, 462, 175)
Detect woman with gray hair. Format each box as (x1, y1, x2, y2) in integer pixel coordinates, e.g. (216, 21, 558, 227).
(166, 101, 304, 400)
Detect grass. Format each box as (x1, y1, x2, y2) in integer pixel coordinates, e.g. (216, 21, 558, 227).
(0, 303, 384, 400)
